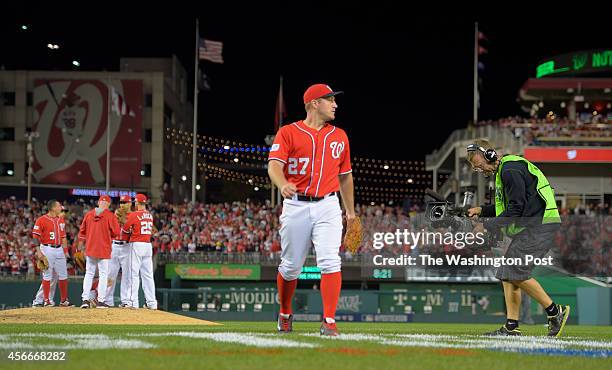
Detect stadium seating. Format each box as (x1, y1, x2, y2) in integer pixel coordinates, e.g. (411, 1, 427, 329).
(0, 198, 608, 278)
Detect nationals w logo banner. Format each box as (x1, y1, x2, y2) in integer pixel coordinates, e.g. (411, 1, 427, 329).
(32, 79, 143, 186)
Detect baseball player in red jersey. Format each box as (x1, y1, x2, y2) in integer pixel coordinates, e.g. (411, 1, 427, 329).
(77, 195, 120, 308)
(102, 194, 132, 307)
(121, 193, 157, 309)
(268, 84, 356, 336)
(32, 200, 70, 307)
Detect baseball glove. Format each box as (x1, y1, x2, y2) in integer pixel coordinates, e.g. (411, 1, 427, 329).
(343, 216, 363, 254)
(36, 254, 49, 271)
(73, 251, 86, 272)
(115, 204, 131, 225)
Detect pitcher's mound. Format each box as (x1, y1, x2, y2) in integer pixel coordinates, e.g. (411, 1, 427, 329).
(0, 307, 220, 325)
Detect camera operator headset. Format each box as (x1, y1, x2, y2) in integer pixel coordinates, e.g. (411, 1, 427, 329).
(465, 139, 569, 337)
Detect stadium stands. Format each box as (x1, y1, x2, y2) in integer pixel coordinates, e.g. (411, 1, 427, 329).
(472, 115, 611, 146)
(0, 198, 608, 278)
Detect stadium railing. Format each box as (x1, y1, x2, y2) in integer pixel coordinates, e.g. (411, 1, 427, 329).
(426, 125, 523, 170)
(155, 252, 365, 266)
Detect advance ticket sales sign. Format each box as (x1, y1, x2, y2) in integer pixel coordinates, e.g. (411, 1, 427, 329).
(166, 264, 261, 280)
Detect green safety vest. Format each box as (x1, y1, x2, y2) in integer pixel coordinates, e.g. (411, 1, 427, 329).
(494, 155, 561, 236)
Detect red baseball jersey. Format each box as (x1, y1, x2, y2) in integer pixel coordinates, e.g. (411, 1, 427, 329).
(32, 215, 66, 245)
(117, 210, 132, 242)
(268, 120, 352, 197)
(122, 210, 154, 243)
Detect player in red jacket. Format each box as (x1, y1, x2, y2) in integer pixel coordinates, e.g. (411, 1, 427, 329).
(77, 195, 120, 308)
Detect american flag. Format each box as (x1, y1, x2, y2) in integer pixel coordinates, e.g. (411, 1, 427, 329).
(199, 39, 224, 64)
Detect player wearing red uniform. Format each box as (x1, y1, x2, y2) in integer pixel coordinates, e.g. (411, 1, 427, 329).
(268, 84, 356, 336)
(32, 200, 70, 307)
(32, 205, 70, 307)
(103, 194, 133, 307)
(122, 193, 157, 309)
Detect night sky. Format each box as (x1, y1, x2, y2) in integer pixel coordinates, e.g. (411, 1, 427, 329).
(2, 7, 610, 161)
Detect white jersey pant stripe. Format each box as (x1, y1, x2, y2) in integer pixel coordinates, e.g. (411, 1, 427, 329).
(128, 242, 157, 309)
(278, 196, 342, 281)
(81, 256, 109, 302)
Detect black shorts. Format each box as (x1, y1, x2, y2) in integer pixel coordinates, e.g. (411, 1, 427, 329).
(495, 226, 559, 281)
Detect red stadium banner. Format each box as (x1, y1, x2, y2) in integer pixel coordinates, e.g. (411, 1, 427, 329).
(32, 79, 143, 186)
(523, 147, 612, 163)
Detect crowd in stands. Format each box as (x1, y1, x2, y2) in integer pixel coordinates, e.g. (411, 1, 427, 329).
(152, 201, 282, 255)
(472, 115, 611, 145)
(556, 213, 611, 277)
(0, 197, 609, 278)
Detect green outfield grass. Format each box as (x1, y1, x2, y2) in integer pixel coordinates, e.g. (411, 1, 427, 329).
(1, 322, 611, 370)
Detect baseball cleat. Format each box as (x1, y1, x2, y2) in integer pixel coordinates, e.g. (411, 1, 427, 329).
(548, 304, 570, 337)
(483, 325, 522, 336)
(43, 300, 55, 307)
(32, 302, 44, 308)
(320, 320, 339, 336)
(143, 304, 157, 310)
(59, 300, 73, 307)
(80, 300, 91, 309)
(277, 314, 293, 333)
(96, 302, 110, 309)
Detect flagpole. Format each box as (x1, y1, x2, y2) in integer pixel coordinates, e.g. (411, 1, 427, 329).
(276, 75, 283, 204)
(473, 22, 478, 126)
(106, 76, 111, 192)
(278, 75, 283, 130)
(191, 18, 199, 204)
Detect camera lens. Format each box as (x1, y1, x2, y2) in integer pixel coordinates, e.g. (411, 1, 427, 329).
(431, 205, 445, 220)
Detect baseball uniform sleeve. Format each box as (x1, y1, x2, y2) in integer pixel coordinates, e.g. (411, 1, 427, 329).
(59, 220, 67, 239)
(78, 212, 89, 240)
(268, 126, 290, 164)
(32, 218, 43, 238)
(122, 214, 134, 235)
(109, 211, 120, 240)
(339, 131, 352, 175)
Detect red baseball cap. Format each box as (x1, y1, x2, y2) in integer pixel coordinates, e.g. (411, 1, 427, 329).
(120, 195, 132, 203)
(98, 195, 111, 203)
(135, 193, 148, 203)
(303, 84, 343, 104)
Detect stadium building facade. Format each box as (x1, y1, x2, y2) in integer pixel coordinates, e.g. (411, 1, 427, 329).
(0, 56, 195, 203)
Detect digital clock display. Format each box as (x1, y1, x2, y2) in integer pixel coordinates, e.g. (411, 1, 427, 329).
(298, 266, 321, 280)
(372, 268, 393, 279)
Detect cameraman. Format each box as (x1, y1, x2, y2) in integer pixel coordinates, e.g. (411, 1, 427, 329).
(466, 140, 569, 337)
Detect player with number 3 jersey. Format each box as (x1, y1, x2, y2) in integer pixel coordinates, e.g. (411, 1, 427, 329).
(122, 193, 157, 309)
